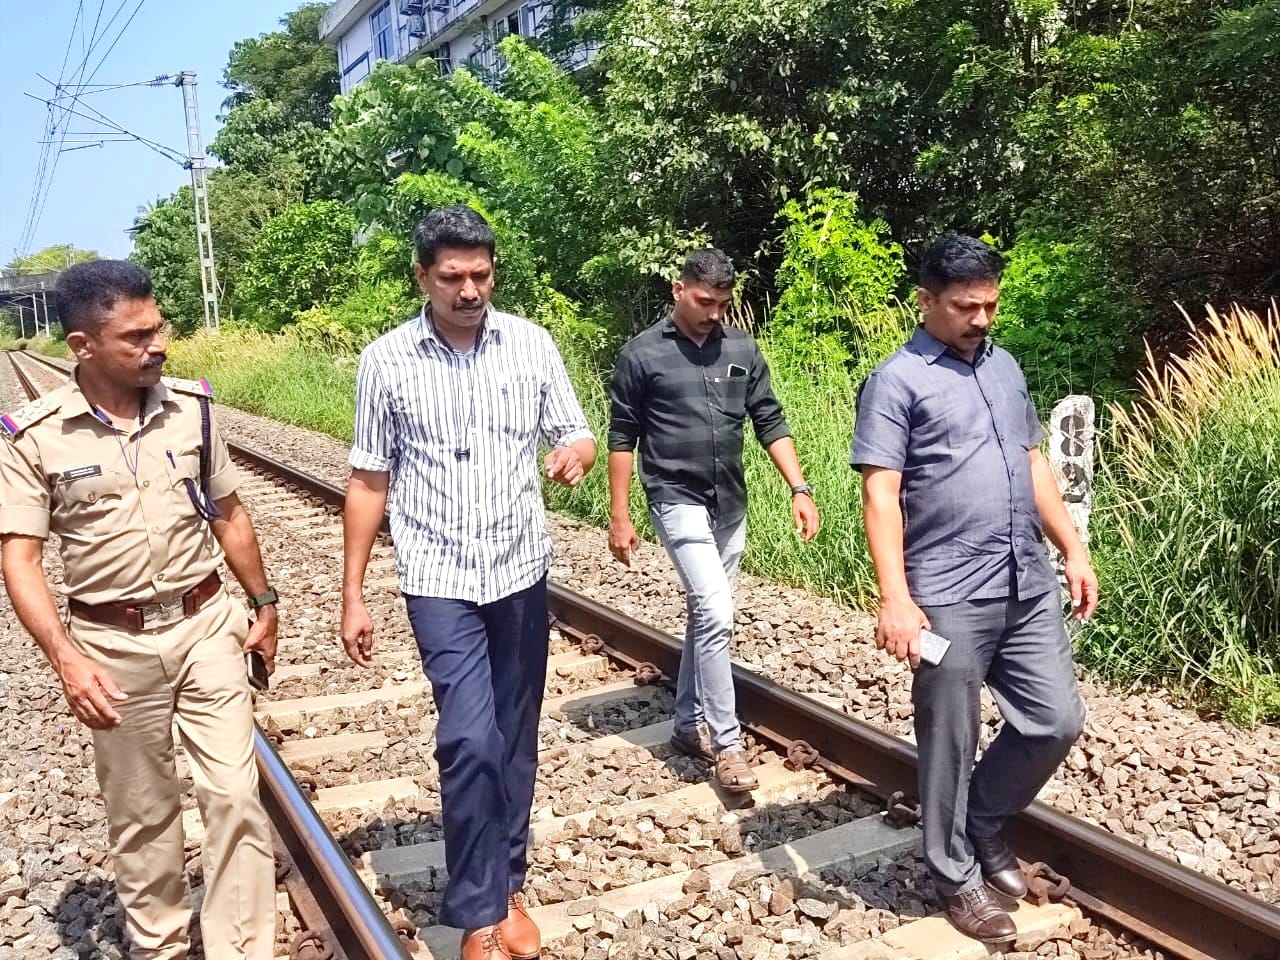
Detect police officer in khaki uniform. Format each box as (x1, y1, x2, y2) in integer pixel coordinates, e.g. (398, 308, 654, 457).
(0, 260, 279, 959)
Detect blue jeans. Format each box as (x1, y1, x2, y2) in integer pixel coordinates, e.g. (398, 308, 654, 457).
(404, 576, 549, 929)
(649, 503, 747, 753)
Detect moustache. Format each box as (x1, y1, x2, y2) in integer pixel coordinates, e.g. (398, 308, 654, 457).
(455, 300, 484, 312)
(142, 354, 167, 369)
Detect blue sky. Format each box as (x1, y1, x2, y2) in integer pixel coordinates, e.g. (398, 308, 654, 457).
(0, 0, 302, 264)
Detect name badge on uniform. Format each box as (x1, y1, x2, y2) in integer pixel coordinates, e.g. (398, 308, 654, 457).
(61, 465, 103, 482)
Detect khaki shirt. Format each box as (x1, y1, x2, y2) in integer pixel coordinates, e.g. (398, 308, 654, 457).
(0, 370, 240, 605)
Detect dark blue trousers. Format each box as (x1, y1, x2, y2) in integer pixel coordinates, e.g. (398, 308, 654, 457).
(404, 576, 549, 929)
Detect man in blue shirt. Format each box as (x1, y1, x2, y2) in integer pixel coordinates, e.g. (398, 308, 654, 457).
(852, 234, 1097, 943)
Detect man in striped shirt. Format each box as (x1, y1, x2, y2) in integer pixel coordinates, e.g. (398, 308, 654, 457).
(340, 206, 596, 960)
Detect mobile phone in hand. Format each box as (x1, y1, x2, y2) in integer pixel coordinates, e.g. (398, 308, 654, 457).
(918, 629, 952, 666)
(245, 651, 269, 692)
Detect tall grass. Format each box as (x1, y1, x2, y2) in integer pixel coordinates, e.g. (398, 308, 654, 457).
(165, 329, 358, 439)
(1084, 303, 1280, 723)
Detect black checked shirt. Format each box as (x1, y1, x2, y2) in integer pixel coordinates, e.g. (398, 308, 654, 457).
(607, 316, 791, 519)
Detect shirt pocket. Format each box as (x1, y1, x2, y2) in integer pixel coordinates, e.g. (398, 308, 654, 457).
(498, 379, 543, 439)
(708, 369, 748, 418)
(55, 471, 125, 537)
(166, 450, 203, 519)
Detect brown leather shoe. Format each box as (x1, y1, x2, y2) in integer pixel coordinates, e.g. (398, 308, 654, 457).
(943, 885, 1017, 943)
(498, 893, 540, 959)
(669, 725, 713, 761)
(461, 925, 512, 960)
(970, 832, 1028, 903)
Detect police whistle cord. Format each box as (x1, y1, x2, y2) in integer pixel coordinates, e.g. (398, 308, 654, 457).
(183, 395, 222, 521)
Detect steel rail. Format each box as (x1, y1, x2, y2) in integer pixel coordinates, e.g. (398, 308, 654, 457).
(4, 352, 411, 960)
(13, 348, 1280, 959)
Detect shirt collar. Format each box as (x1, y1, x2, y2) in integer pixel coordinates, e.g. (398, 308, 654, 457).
(417, 303, 501, 350)
(911, 324, 991, 366)
(66, 366, 174, 431)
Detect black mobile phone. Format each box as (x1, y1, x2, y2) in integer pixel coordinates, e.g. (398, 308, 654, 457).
(246, 650, 269, 692)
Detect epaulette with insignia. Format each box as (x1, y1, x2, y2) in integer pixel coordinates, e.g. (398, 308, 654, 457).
(0, 392, 63, 438)
(162, 376, 215, 399)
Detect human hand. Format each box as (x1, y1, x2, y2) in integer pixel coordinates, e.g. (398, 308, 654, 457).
(544, 446, 585, 487)
(1065, 552, 1099, 621)
(609, 517, 640, 566)
(792, 493, 820, 541)
(57, 650, 127, 729)
(341, 598, 375, 667)
(876, 596, 929, 670)
(243, 605, 278, 674)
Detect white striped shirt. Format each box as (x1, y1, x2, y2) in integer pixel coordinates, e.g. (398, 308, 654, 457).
(349, 306, 593, 603)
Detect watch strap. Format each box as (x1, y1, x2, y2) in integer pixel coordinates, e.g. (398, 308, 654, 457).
(248, 587, 279, 610)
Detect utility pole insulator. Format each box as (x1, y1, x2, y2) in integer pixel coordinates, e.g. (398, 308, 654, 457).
(175, 71, 219, 330)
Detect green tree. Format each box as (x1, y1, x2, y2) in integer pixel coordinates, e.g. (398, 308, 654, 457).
(236, 201, 359, 329)
(130, 171, 303, 332)
(5, 245, 98, 274)
(222, 2, 339, 127)
(209, 98, 323, 196)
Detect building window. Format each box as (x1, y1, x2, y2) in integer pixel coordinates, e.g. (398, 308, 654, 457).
(370, 3, 394, 62)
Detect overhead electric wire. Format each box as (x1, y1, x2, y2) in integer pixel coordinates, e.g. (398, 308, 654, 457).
(22, 92, 187, 167)
(16, 0, 150, 257)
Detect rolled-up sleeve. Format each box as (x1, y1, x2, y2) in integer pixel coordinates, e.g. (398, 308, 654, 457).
(746, 343, 791, 447)
(0, 437, 51, 538)
(348, 350, 398, 472)
(607, 346, 644, 452)
(851, 370, 910, 472)
(539, 334, 593, 448)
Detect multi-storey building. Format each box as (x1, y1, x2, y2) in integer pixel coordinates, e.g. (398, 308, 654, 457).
(319, 0, 586, 95)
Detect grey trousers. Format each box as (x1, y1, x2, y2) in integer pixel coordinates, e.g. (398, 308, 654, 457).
(914, 589, 1086, 896)
(649, 502, 748, 753)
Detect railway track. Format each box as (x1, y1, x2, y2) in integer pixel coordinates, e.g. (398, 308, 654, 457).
(7, 348, 1280, 960)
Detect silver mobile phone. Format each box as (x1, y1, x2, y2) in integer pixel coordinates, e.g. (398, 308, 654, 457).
(918, 629, 952, 666)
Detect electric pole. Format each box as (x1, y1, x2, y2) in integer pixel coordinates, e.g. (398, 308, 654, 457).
(174, 72, 219, 329)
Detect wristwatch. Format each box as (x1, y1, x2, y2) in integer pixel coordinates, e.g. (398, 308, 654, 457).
(790, 483, 814, 498)
(248, 587, 279, 610)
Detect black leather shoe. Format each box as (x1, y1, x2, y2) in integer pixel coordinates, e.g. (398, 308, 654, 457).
(970, 832, 1028, 902)
(943, 885, 1017, 943)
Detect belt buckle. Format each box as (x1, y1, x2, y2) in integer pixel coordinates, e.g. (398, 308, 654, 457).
(140, 596, 185, 629)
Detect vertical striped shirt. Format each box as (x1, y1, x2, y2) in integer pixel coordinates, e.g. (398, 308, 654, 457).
(349, 306, 593, 603)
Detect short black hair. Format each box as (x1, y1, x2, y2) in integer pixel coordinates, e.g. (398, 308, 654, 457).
(54, 260, 153, 335)
(414, 205, 496, 269)
(679, 248, 736, 289)
(918, 234, 1004, 292)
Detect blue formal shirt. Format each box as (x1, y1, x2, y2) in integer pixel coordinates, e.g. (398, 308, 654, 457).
(851, 325, 1058, 606)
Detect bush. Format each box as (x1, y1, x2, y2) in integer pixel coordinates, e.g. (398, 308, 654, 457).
(769, 188, 905, 367)
(1084, 303, 1280, 723)
(995, 226, 1141, 401)
(236, 201, 359, 330)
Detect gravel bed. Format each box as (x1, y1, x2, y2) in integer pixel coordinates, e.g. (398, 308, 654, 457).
(523, 782, 872, 909)
(541, 688, 677, 746)
(179, 391, 1280, 903)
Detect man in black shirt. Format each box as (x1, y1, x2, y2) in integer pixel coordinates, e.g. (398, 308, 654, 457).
(607, 249, 819, 793)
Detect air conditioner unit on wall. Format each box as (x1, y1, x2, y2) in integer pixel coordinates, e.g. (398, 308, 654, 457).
(398, 0, 424, 14)
(407, 14, 428, 36)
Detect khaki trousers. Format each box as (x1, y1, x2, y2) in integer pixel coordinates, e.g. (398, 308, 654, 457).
(68, 588, 276, 960)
